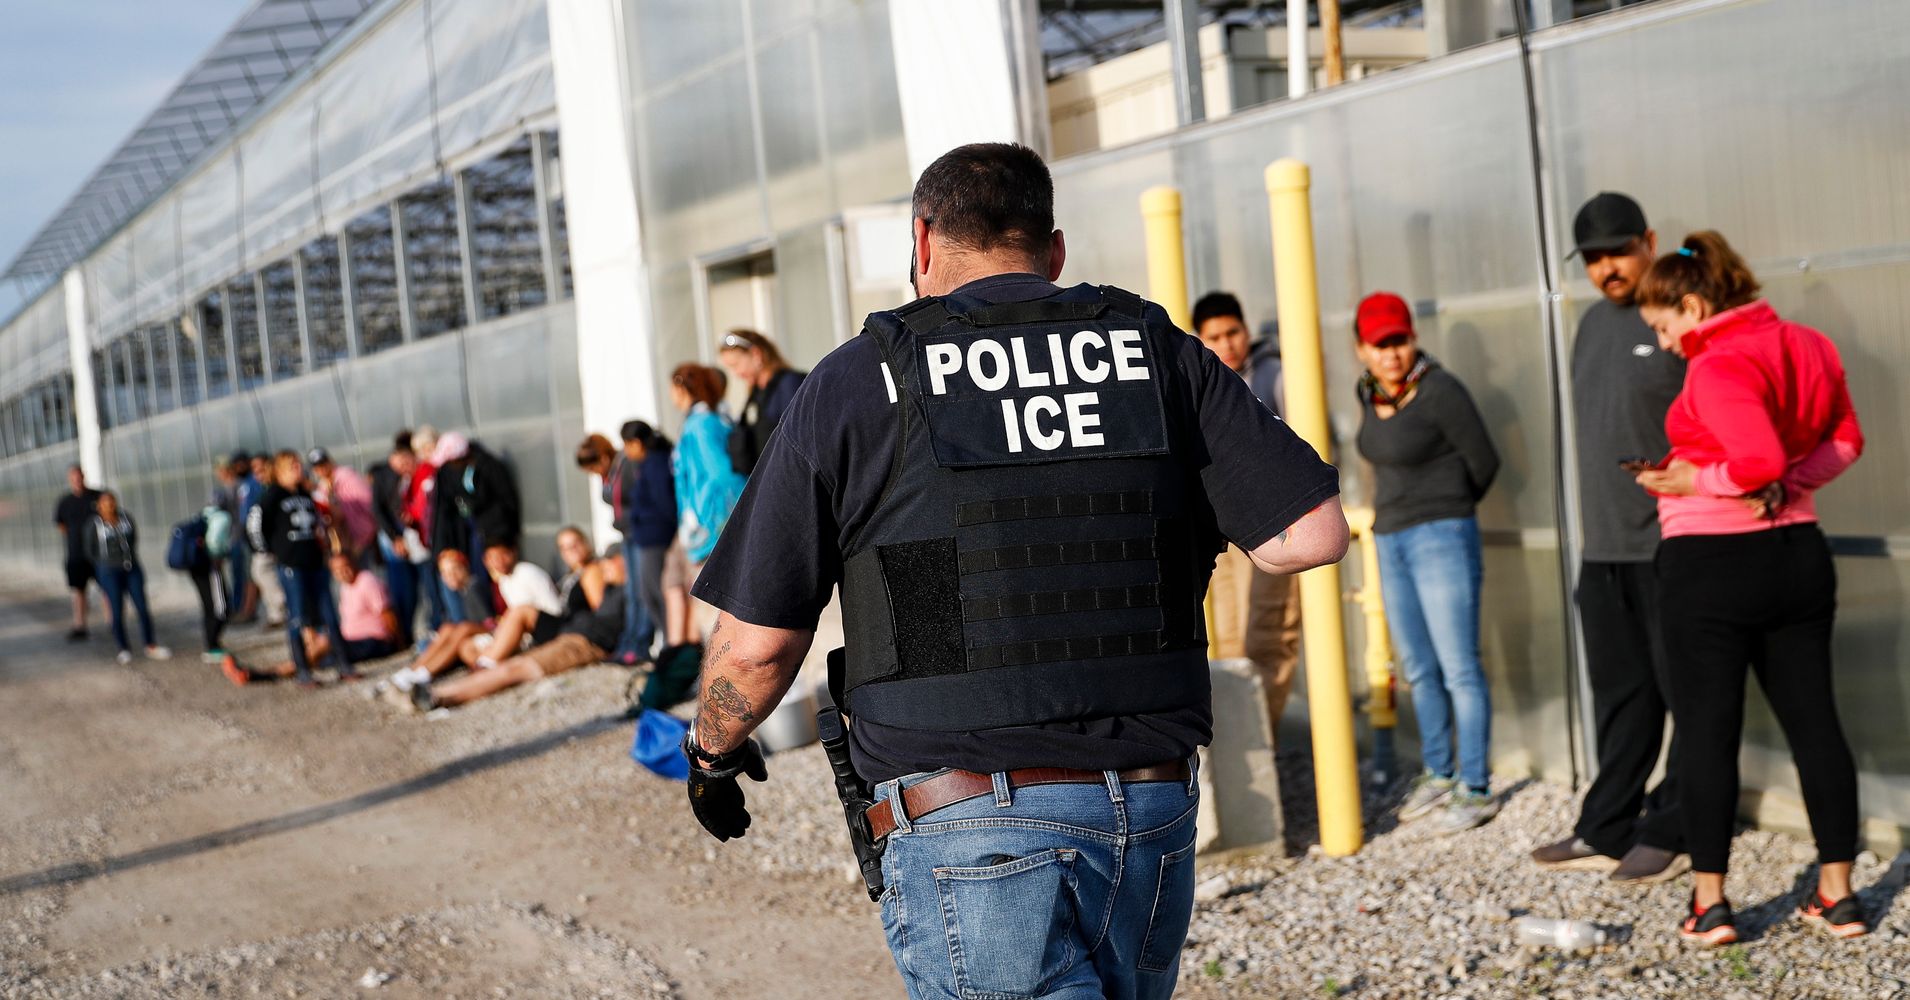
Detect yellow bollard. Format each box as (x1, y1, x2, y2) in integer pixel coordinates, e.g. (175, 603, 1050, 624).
(1140, 186, 1192, 332)
(1141, 185, 1221, 657)
(1265, 158, 1364, 856)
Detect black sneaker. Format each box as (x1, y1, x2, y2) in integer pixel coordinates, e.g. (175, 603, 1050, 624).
(66, 628, 88, 642)
(1610, 844, 1690, 884)
(409, 684, 436, 714)
(1797, 892, 1868, 939)
(1531, 836, 1618, 872)
(1679, 896, 1738, 948)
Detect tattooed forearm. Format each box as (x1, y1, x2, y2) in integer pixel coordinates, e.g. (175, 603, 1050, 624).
(689, 612, 817, 755)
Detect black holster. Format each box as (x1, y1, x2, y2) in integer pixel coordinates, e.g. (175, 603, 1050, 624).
(820, 648, 885, 901)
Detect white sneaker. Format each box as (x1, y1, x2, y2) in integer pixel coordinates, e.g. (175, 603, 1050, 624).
(145, 645, 173, 661)
(116, 650, 134, 665)
(1398, 772, 1456, 821)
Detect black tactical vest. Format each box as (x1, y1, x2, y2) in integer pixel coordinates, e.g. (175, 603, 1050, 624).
(840, 283, 1214, 733)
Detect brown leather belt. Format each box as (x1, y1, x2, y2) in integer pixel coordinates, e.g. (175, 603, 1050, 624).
(864, 760, 1191, 842)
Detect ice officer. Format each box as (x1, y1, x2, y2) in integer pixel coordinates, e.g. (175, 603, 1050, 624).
(680, 142, 1348, 999)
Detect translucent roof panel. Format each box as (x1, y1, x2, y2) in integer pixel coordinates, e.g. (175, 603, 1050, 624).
(2, 0, 375, 288)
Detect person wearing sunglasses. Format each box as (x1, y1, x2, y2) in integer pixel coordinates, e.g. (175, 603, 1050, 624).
(718, 329, 806, 476)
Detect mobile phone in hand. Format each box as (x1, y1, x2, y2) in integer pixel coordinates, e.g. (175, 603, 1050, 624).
(1618, 457, 1664, 474)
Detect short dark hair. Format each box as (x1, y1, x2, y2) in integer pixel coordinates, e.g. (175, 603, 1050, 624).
(1192, 292, 1245, 332)
(912, 143, 1055, 262)
(392, 429, 413, 454)
(619, 420, 652, 445)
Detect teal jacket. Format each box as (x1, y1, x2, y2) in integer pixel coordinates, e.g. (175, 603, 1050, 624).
(674, 404, 748, 563)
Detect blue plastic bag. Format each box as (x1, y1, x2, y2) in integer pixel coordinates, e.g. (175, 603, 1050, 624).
(630, 708, 690, 782)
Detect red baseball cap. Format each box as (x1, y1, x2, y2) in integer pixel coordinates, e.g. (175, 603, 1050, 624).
(1355, 292, 1415, 345)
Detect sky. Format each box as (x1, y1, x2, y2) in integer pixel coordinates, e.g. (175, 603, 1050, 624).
(0, 1, 246, 319)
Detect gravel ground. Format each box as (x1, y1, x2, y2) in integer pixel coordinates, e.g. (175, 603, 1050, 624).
(1174, 751, 1910, 999)
(5, 586, 1907, 999)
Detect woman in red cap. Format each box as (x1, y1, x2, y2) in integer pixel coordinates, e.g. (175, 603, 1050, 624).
(1632, 231, 1867, 947)
(1353, 291, 1501, 834)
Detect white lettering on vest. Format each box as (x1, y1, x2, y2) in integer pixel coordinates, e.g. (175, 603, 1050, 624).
(880, 361, 897, 404)
(1025, 396, 1065, 451)
(1046, 333, 1070, 387)
(968, 339, 1011, 392)
(1065, 391, 1104, 447)
(1070, 330, 1110, 384)
(926, 344, 962, 395)
(1010, 337, 1050, 388)
(1000, 399, 1023, 453)
(1110, 330, 1148, 381)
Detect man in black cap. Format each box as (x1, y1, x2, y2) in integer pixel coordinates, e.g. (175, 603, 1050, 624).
(1531, 192, 1689, 883)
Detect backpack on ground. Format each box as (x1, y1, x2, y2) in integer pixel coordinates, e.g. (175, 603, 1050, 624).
(166, 515, 209, 571)
(202, 506, 233, 559)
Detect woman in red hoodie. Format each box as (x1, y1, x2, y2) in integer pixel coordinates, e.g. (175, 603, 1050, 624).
(1632, 231, 1867, 947)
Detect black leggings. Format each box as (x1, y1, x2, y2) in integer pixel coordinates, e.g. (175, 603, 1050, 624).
(189, 564, 228, 653)
(1658, 525, 1857, 874)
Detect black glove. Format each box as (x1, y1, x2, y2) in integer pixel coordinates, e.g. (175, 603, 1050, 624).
(684, 733, 768, 842)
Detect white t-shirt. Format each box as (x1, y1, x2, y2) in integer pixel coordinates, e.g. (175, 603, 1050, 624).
(496, 562, 563, 616)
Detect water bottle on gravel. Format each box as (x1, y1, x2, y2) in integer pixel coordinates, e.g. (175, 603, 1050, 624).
(1514, 917, 1607, 951)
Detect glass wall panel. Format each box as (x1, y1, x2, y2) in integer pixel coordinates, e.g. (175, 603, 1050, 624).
(196, 291, 232, 400)
(169, 322, 203, 408)
(229, 279, 265, 391)
(756, 34, 829, 230)
(544, 133, 574, 299)
(630, 0, 744, 88)
(116, 337, 147, 424)
(301, 237, 350, 367)
(143, 324, 176, 414)
(399, 180, 467, 338)
(347, 207, 403, 355)
(464, 140, 549, 320)
(90, 346, 115, 429)
(262, 261, 304, 381)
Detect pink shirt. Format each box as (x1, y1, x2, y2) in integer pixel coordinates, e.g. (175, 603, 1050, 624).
(1656, 301, 1863, 538)
(338, 570, 394, 642)
(326, 466, 378, 552)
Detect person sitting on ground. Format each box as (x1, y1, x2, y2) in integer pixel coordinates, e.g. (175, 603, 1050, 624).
(230, 553, 402, 686)
(454, 540, 564, 670)
(81, 490, 171, 665)
(400, 551, 628, 714)
(379, 549, 497, 695)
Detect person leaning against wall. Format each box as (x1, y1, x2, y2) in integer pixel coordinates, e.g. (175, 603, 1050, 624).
(1191, 290, 1305, 733)
(1631, 231, 1869, 948)
(1531, 192, 1691, 885)
(718, 328, 807, 477)
(1353, 291, 1501, 834)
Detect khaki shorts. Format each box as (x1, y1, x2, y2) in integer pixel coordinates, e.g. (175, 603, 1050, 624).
(660, 539, 695, 592)
(521, 633, 608, 678)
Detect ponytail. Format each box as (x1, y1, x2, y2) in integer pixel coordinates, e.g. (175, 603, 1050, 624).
(1636, 230, 1761, 312)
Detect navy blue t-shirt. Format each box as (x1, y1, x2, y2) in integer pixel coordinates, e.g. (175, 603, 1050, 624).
(692, 273, 1339, 782)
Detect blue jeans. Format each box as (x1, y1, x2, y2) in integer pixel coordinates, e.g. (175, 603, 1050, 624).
(95, 563, 156, 653)
(418, 554, 447, 632)
(227, 535, 251, 610)
(1375, 516, 1491, 791)
(874, 764, 1199, 1000)
(279, 564, 352, 682)
(615, 536, 655, 659)
(379, 535, 420, 645)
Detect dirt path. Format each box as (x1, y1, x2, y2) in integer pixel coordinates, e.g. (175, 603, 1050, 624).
(0, 584, 896, 998)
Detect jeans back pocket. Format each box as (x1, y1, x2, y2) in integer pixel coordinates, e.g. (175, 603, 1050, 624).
(1137, 839, 1196, 972)
(933, 848, 1081, 999)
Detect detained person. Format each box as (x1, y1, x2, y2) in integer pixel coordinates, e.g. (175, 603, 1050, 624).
(1353, 291, 1501, 833)
(677, 142, 1348, 1000)
(1530, 192, 1690, 883)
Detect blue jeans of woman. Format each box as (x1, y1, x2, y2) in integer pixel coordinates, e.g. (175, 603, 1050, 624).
(615, 536, 655, 659)
(874, 763, 1199, 1000)
(279, 564, 352, 682)
(1375, 516, 1491, 792)
(95, 563, 156, 653)
(379, 535, 420, 645)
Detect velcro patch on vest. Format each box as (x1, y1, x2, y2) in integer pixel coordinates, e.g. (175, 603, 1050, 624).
(912, 323, 1170, 467)
(876, 538, 967, 678)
